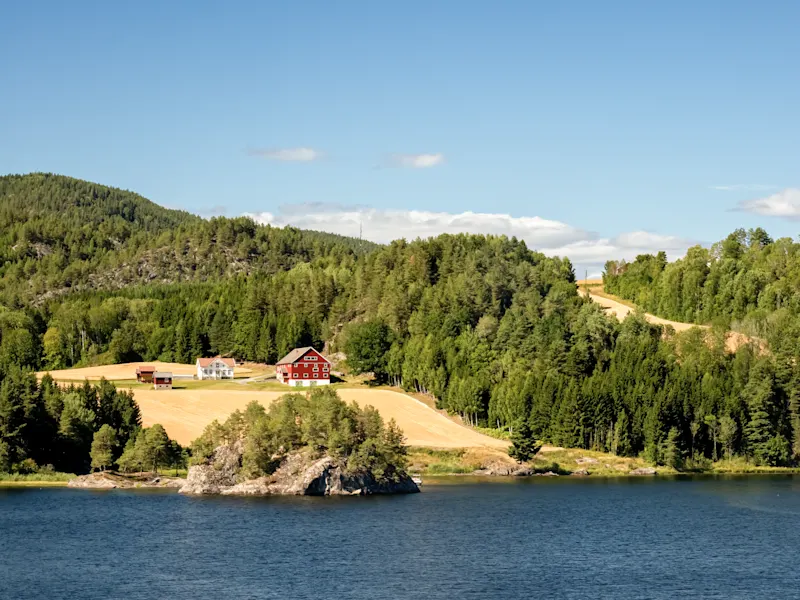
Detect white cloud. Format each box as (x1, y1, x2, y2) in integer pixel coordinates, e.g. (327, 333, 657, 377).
(737, 188, 800, 218)
(245, 205, 695, 269)
(247, 147, 322, 162)
(389, 153, 445, 168)
(710, 184, 777, 192)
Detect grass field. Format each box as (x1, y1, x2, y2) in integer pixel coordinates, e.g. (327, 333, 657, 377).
(130, 387, 510, 449)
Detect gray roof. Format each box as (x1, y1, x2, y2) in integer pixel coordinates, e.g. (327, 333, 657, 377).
(276, 347, 328, 365)
(152, 371, 172, 378)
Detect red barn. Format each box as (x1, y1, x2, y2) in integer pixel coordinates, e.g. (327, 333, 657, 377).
(276, 347, 331, 387)
(136, 365, 155, 383)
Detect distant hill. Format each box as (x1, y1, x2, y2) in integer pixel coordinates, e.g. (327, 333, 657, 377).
(0, 173, 375, 303)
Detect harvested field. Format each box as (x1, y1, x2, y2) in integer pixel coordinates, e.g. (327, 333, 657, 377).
(37, 361, 255, 381)
(128, 387, 510, 449)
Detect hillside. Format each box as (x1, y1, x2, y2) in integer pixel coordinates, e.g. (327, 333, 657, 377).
(0, 173, 374, 303)
(2, 175, 800, 476)
(603, 228, 800, 353)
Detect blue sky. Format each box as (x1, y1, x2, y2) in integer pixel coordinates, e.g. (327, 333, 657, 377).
(2, 1, 800, 274)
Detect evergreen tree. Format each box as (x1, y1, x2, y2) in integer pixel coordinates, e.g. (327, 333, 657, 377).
(661, 427, 682, 469)
(613, 410, 631, 457)
(718, 416, 737, 462)
(508, 419, 542, 463)
(90, 425, 117, 471)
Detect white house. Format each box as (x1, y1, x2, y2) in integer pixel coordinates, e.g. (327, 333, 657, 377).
(196, 356, 236, 380)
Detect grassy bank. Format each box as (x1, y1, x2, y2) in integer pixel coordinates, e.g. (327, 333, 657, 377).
(0, 472, 75, 486)
(408, 445, 800, 477)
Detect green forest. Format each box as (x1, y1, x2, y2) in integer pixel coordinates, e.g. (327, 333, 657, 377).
(191, 388, 408, 482)
(2, 174, 800, 475)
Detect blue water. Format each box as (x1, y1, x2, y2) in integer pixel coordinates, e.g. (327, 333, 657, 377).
(2, 476, 800, 599)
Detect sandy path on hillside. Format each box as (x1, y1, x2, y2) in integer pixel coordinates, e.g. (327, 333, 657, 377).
(129, 387, 511, 449)
(38, 361, 253, 381)
(577, 285, 756, 353)
(577, 288, 699, 332)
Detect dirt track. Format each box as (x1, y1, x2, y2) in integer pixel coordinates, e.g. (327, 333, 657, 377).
(577, 288, 698, 332)
(129, 387, 511, 449)
(577, 284, 754, 352)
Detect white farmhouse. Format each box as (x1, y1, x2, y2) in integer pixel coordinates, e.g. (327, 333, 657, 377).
(196, 356, 236, 380)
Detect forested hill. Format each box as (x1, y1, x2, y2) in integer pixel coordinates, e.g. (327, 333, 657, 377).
(603, 228, 800, 345)
(0, 173, 374, 304)
(3, 174, 800, 475)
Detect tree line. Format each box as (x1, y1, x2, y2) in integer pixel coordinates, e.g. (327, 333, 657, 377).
(0, 370, 183, 475)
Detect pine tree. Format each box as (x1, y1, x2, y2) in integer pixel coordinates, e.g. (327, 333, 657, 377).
(508, 419, 541, 463)
(718, 416, 737, 462)
(661, 427, 682, 469)
(613, 410, 631, 457)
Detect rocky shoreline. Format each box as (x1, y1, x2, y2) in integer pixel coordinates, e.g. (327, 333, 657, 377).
(179, 445, 419, 496)
(67, 472, 184, 489)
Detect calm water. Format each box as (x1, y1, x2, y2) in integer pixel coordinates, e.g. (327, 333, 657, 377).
(2, 476, 800, 599)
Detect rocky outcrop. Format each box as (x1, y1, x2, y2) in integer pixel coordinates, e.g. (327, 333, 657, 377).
(629, 467, 657, 475)
(178, 441, 242, 494)
(472, 459, 534, 476)
(179, 446, 419, 496)
(68, 472, 183, 489)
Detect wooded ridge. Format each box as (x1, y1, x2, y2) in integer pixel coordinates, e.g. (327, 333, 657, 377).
(1, 174, 799, 475)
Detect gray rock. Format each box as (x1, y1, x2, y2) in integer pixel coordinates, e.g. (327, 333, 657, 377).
(572, 469, 590, 476)
(575, 457, 599, 465)
(629, 467, 657, 475)
(68, 473, 118, 489)
(473, 459, 534, 477)
(180, 444, 419, 496)
(67, 472, 183, 489)
(179, 441, 242, 495)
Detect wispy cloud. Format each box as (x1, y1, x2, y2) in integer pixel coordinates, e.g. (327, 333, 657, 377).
(388, 153, 445, 168)
(710, 184, 777, 192)
(247, 147, 323, 162)
(736, 188, 800, 218)
(245, 205, 695, 269)
(199, 204, 227, 217)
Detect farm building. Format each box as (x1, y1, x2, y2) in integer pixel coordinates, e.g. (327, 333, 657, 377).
(196, 356, 236, 380)
(276, 347, 331, 387)
(153, 372, 173, 390)
(136, 366, 155, 383)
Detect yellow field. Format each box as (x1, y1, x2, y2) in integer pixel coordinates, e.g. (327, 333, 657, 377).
(129, 387, 510, 449)
(38, 361, 255, 381)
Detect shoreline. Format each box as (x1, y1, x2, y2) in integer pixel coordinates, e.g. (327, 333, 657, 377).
(7, 469, 800, 488)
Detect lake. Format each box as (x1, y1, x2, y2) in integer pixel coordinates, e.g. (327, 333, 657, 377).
(2, 476, 800, 599)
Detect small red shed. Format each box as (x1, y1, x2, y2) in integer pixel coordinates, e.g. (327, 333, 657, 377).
(136, 365, 156, 383)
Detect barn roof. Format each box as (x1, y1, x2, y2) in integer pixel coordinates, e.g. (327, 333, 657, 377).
(197, 356, 236, 367)
(152, 371, 172, 378)
(276, 347, 328, 365)
(136, 365, 156, 373)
